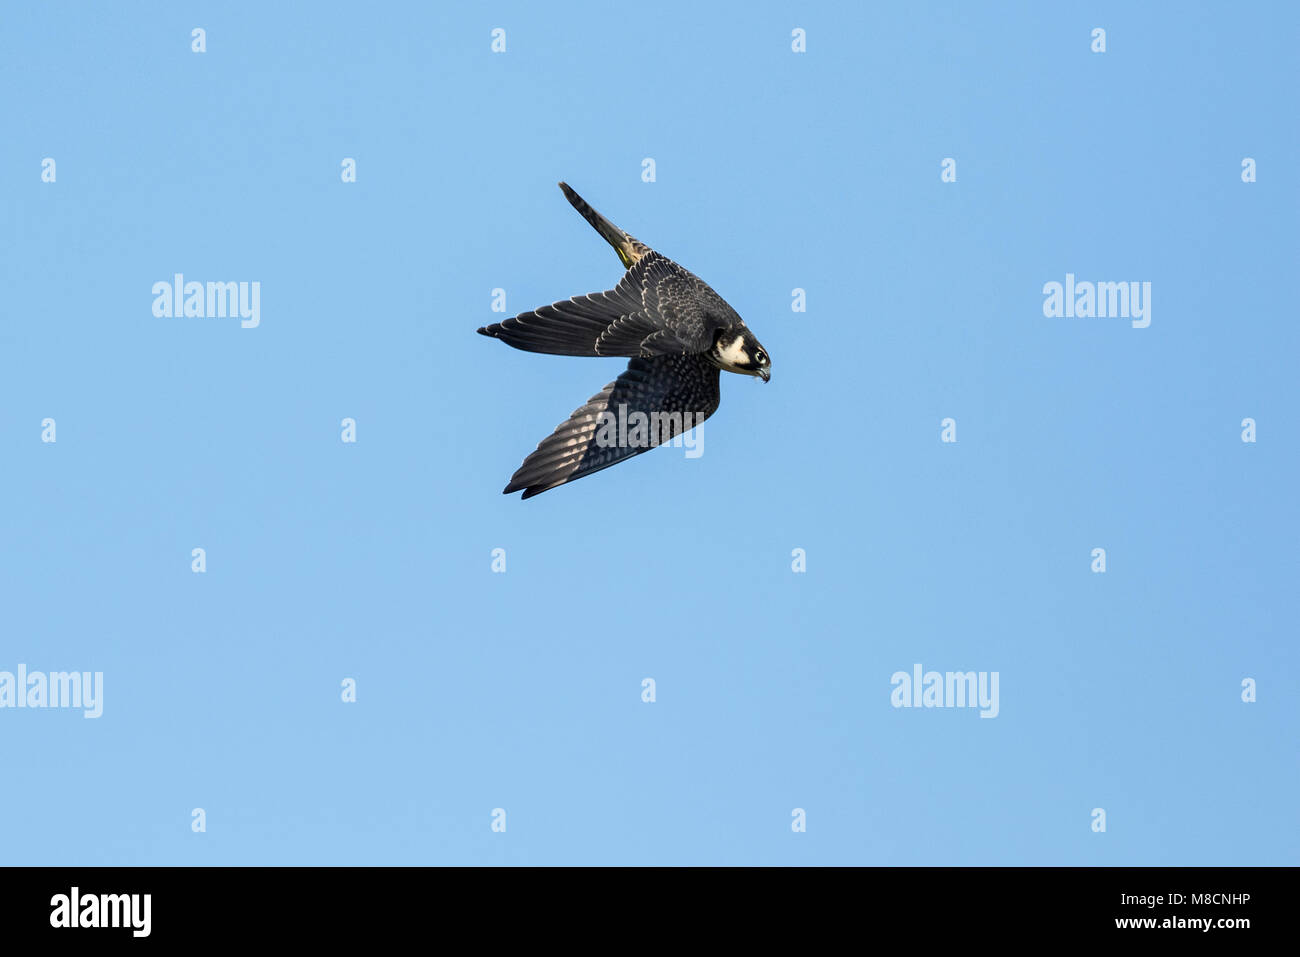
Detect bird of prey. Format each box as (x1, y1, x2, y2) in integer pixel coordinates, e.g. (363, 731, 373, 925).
(478, 182, 772, 499)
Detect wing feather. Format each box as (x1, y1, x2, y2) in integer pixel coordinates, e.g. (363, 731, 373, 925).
(477, 253, 729, 358)
(503, 354, 721, 498)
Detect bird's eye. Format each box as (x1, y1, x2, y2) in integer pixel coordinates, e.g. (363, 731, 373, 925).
(754, 351, 766, 364)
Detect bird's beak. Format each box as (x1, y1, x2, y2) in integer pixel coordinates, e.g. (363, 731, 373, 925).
(757, 367, 770, 383)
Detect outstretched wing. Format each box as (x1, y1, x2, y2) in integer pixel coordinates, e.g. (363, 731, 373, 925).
(504, 354, 721, 499)
(477, 253, 734, 359)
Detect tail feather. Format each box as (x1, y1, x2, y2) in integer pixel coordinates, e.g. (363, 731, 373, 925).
(558, 182, 651, 268)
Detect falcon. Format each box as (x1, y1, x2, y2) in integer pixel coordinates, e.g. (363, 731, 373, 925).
(478, 183, 772, 499)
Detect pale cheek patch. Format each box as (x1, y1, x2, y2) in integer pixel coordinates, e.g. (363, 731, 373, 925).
(716, 336, 750, 368)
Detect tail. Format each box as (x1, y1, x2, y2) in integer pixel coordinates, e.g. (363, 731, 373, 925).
(558, 182, 651, 269)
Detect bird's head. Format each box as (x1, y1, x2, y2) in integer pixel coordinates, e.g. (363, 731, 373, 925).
(711, 328, 771, 382)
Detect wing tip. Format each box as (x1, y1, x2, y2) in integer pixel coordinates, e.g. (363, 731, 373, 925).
(501, 481, 548, 500)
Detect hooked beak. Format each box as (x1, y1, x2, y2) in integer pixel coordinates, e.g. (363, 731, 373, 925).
(757, 367, 770, 383)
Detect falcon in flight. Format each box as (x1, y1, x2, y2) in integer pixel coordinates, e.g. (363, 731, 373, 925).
(478, 183, 771, 499)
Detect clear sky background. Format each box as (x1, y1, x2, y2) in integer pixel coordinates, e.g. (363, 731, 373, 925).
(2, 2, 1296, 865)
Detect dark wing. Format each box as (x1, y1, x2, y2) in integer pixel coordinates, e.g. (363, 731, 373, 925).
(477, 253, 733, 359)
(504, 354, 721, 499)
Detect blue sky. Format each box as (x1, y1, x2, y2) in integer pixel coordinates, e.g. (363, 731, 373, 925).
(1, 1, 1296, 865)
